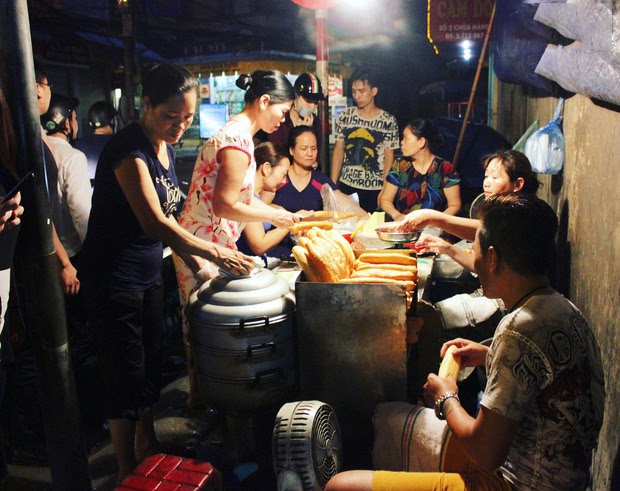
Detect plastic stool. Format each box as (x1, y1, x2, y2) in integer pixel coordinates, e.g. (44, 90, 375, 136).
(117, 453, 222, 490)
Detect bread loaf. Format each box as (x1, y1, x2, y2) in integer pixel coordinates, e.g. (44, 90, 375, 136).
(290, 221, 333, 234)
(292, 245, 321, 282)
(310, 210, 332, 219)
(338, 277, 415, 291)
(355, 262, 418, 274)
(303, 237, 341, 282)
(438, 345, 461, 379)
(330, 231, 356, 275)
(350, 268, 416, 281)
(317, 229, 354, 276)
(358, 252, 417, 266)
(315, 232, 348, 279)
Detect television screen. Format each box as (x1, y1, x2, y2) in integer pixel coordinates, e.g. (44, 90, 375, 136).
(199, 103, 229, 139)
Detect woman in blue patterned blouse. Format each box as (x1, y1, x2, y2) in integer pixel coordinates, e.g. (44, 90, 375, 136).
(379, 119, 461, 221)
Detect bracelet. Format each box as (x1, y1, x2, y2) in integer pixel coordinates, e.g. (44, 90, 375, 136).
(434, 391, 460, 420)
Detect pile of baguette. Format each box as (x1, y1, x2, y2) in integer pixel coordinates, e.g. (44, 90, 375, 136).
(292, 227, 417, 290)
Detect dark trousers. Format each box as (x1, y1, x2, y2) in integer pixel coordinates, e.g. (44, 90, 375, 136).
(89, 283, 164, 420)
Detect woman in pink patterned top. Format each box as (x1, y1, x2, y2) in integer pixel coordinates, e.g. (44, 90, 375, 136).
(173, 70, 300, 408)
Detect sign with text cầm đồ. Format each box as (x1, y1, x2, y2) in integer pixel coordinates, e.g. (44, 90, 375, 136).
(428, 0, 493, 44)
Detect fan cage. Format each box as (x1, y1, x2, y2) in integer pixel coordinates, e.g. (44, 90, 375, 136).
(273, 400, 342, 490)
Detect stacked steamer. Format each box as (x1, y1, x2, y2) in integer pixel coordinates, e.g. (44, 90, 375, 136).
(291, 226, 418, 289)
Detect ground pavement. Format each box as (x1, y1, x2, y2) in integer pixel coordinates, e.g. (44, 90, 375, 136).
(0, 375, 247, 490)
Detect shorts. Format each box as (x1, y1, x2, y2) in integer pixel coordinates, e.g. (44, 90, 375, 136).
(372, 469, 511, 491)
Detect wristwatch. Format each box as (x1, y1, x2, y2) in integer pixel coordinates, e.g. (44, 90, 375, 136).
(434, 391, 460, 420)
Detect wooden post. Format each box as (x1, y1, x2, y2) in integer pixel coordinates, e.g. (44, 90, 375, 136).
(453, 2, 496, 168)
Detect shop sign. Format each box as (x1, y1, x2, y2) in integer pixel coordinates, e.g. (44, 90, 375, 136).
(428, 0, 493, 43)
(34, 38, 90, 66)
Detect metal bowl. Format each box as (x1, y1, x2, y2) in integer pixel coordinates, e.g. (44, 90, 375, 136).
(375, 228, 421, 243)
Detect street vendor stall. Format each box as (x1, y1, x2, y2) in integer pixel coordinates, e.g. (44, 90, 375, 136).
(186, 219, 437, 472)
(283, 224, 433, 469)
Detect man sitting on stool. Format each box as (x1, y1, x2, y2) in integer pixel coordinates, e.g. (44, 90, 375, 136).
(327, 193, 605, 491)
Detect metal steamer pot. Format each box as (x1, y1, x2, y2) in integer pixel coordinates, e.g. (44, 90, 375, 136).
(187, 269, 296, 413)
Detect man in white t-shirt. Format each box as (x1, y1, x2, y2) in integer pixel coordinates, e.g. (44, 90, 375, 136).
(41, 94, 91, 260)
(330, 68, 399, 213)
(327, 193, 605, 491)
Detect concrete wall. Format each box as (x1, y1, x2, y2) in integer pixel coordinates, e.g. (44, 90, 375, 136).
(497, 83, 620, 490)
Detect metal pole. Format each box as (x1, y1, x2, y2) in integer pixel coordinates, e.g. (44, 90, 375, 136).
(2, 1, 92, 489)
(315, 8, 330, 174)
(452, 2, 496, 168)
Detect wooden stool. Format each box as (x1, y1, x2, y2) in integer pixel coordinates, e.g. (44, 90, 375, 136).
(117, 453, 222, 491)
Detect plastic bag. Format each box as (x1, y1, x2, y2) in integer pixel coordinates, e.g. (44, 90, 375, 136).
(512, 120, 539, 153)
(524, 98, 565, 174)
(320, 184, 368, 217)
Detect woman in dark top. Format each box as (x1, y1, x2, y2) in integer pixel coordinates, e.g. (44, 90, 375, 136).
(80, 63, 254, 482)
(272, 125, 337, 212)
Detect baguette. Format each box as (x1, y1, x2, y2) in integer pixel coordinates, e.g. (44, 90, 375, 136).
(358, 252, 417, 266)
(303, 237, 341, 283)
(350, 268, 416, 281)
(309, 210, 333, 219)
(438, 345, 461, 379)
(313, 233, 347, 280)
(290, 221, 333, 234)
(355, 262, 418, 274)
(292, 246, 321, 282)
(317, 229, 355, 276)
(332, 232, 356, 275)
(338, 277, 415, 291)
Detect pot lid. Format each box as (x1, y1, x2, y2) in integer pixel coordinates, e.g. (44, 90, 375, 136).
(188, 268, 295, 325)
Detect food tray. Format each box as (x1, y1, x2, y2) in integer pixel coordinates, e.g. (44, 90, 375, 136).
(375, 229, 421, 243)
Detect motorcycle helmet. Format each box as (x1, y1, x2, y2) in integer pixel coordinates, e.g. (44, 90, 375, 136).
(41, 94, 79, 134)
(294, 73, 325, 102)
(88, 101, 118, 129)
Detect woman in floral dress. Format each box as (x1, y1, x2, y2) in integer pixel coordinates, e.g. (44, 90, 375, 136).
(173, 70, 300, 408)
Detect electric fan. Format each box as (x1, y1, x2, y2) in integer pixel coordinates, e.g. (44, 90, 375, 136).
(272, 400, 342, 491)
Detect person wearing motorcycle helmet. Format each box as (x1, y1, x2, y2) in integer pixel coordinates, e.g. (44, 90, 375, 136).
(74, 101, 118, 183)
(41, 94, 80, 143)
(88, 100, 118, 132)
(267, 72, 325, 167)
(43, 94, 90, 253)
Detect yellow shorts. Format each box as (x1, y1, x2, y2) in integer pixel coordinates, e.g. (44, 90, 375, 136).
(371, 469, 511, 491)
